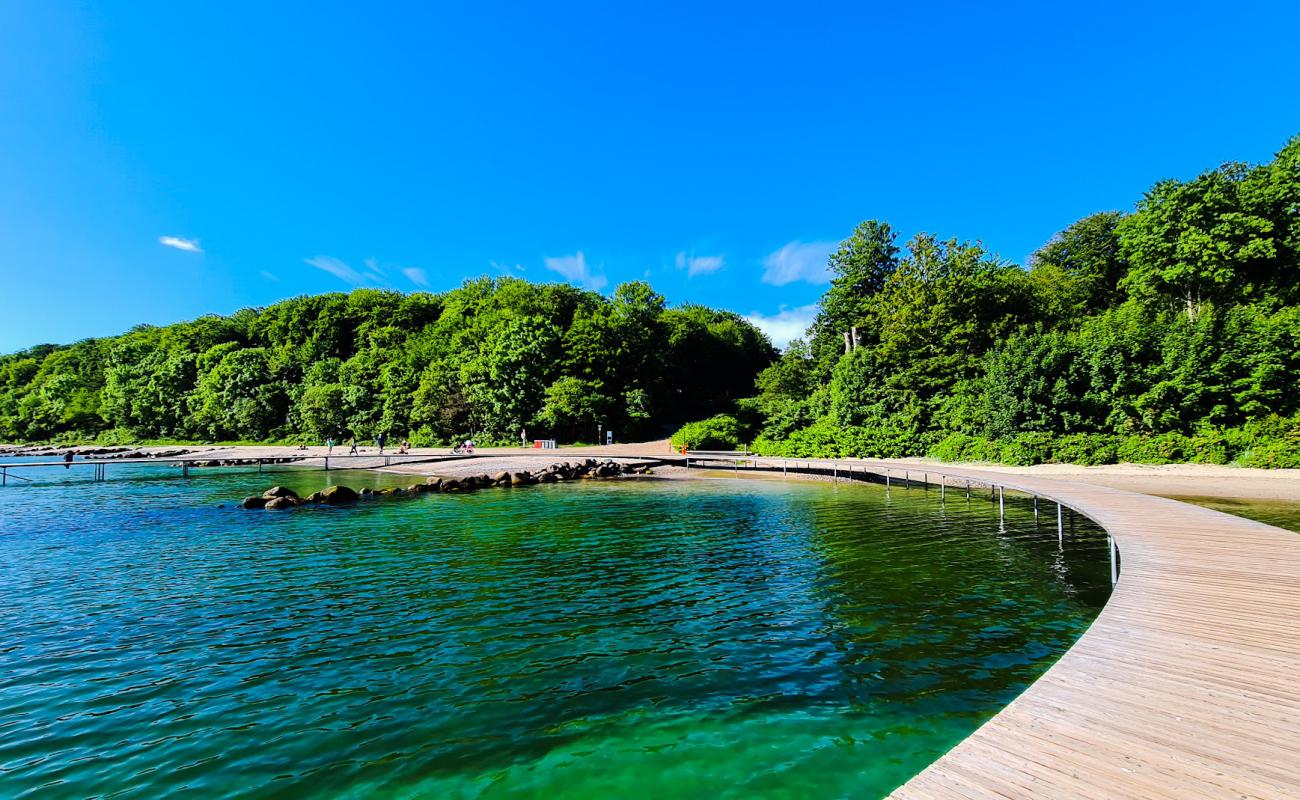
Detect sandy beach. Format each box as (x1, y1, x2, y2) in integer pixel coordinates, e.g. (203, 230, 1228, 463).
(4, 440, 1298, 502)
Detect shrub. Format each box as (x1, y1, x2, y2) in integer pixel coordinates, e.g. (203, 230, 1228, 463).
(1049, 433, 1119, 465)
(1116, 432, 1192, 464)
(928, 433, 1006, 463)
(670, 415, 744, 451)
(751, 420, 925, 458)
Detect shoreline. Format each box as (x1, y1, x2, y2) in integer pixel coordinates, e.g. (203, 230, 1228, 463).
(3, 441, 1298, 503)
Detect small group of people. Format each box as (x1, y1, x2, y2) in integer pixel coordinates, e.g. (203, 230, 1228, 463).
(317, 434, 424, 456)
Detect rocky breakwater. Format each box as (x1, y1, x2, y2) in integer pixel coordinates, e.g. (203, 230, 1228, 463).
(241, 459, 654, 510)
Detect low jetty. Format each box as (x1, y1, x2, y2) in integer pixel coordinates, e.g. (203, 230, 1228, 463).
(241, 458, 654, 510)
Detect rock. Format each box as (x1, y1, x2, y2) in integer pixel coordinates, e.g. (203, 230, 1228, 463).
(262, 486, 300, 500)
(510, 471, 533, 486)
(242, 495, 269, 509)
(360, 487, 374, 496)
(492, 471, 511, 483)
(265, 496, 297, 510)
(408, 483, 427, 494)
(321, 485, 359, 505)
(441, 478, 463, 491)
(539, 472, 557, 483)
(379, 487, 399, 495)
(305, 490, 325, 503)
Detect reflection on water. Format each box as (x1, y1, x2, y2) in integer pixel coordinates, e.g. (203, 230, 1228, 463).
(0, 463, 1112, 798)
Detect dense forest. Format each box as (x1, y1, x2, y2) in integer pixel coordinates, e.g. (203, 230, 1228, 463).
(676, 134, 1300, 467)
(0, 279, 774, 445)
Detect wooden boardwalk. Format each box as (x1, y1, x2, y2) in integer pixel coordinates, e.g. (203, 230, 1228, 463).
(729, 458, 1300, 799)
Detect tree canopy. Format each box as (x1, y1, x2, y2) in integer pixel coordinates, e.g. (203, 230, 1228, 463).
(737, 133, 1300, 467)
(0, 278, 776, 445)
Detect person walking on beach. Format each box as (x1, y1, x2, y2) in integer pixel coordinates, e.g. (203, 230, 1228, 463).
(348, 437, 359, 456)
(326, 436, 334, 455)
(376, 432, 385, 454)
(63, 451, 74, 469)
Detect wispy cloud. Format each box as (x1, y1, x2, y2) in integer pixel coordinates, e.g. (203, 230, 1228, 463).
(675, 251, 724, 277)
(304, 255, 365, 284)
(160, 235, 202, 253)
(761, 241, 836, 286)
(745, 304, 819, 349)
(491, 260, 526, 274)
(259, 270, 279, 282)
(544, 251, 607, 291)
(403, 267, 430, 287)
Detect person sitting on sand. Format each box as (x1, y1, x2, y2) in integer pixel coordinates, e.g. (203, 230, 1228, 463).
(399, 439, 410, 454)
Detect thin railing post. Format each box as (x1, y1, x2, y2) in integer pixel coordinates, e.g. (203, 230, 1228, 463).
(1057, 503, 1064, 546)
(999, 485, 1005, 521)
(1110, 535, 1119, 585)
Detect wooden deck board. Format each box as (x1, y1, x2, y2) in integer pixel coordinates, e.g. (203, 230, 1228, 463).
(740, 458, 1300, 799)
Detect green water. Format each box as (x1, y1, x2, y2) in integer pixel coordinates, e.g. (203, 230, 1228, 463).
(0, 464, 1112, 798)
(1170, 495, 1300, 534)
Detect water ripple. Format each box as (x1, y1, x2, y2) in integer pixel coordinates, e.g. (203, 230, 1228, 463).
(0, 466, 1110, 798)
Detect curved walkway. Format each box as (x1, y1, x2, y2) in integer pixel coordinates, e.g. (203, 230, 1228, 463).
(743, 458, 1300, 799)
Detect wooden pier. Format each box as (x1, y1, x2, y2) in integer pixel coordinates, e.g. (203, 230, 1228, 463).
(684, 455, 1300, 799)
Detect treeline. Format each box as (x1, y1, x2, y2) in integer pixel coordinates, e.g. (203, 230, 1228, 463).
(694, 134, 1300, 467)
(0, 279, 775, 445)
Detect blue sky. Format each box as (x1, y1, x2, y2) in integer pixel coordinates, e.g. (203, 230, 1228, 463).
(2, 1, 1298, 352)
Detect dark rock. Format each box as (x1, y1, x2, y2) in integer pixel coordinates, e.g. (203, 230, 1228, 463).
(305, 491, 325, 503)
(492, 471, 511, 483)
(510, 472, 533, 486)
(408, 483, 428, 494)
(262, 486, 299, 500)
(539, 472, 557, 483)
(321, 485, 359, 505)
(242, 495, 269, 509)
(265, 496, 297, 510)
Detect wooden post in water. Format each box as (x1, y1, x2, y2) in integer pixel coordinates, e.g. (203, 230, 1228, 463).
(905, 471, 910, 489)
(1057, 503, 1064, 546)
(999, 485, 1005, 522)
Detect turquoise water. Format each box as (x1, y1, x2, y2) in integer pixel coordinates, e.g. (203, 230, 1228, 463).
(0, 462, 1112, 798)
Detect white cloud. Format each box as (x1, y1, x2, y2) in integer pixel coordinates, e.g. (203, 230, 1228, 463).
(364, 257, 386, 276)
(761, 241, 836, 286)
(403, 267, 430, 287)
(159, 235, 202, 253)
(304, 255, 365, 284)
(544, 251, 607, 291)
(745, 304, 819, 349)
(491, 260, 526, 274)
(675, 251, 724, 277)
(259, 270, 279, 282)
